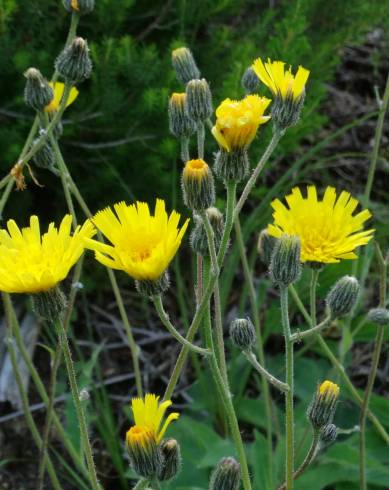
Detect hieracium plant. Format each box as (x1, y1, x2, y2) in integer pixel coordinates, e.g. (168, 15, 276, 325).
(0, 3, 388, 490)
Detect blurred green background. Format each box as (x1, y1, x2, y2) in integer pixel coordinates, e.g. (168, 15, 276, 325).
(0, 1, 389, 489)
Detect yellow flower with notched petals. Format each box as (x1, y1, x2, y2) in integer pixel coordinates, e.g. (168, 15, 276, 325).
(0, 215, 95, 293)
(212, 95, 271, 152)
(268, 186, 374, 264)
(252, 58, 310, 101)
(45, 81, 79, 112)
(85, 199, 189, 281)
(126, 394, 179, 447)
(319, 380, 340, 398)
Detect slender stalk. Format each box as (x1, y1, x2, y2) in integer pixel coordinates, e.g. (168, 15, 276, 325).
(153, 295, 210, 355)
(234, 129, 283, 219)
(2, 294, 89, 477)
(197, 122, 205, 159)
(203, 286, 252, 490)
(2, 294, 63, 490)
(180, 136, 190, 162)
(310, 269, 320, 326)
(359, 243, 388, 489)
(280, 287, 294, 490)
(196, 253, 203, 307)
(234, 216, 274, 490)
(163, 182, 236, 400)
(243, 350, 289, 392)
(290, 316, 332, 342)
(288, 284, 389, 444)
(54, 319, 100, 490)
(133, 479, 150, 490)
(278, 430, 320, 490)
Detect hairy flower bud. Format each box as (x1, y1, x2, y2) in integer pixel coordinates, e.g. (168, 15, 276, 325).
(157, 438, 182, 481)
(32, 140, 55, 170)
(272, 93, 305, 131)
(182, 159, 215, 211)
(32, 286, 67, 322)
(307, 380, 340, 431)
(241, 66, 260, 94)
(270, 234, 301, 287)
(185, 78, 213, 122)
(367, 307, 389, 326)
(55, 37, 92, 84)
(172, 47, 200, 84)
(326, 276, 359, 318)
(257, 229, 277, 266)
(229, 318, 256, 351)
(191, 207, 224, 257)
(62, 0, 95, 14)
(320, 423, 338, 444)
(24, 68, 53, 111)
(135, 271, 170, 298)
(168, 93, 197, 138)
(126, 426, 162, 478)
(209, 457, 241, 490)
(214, 148, 250, 183)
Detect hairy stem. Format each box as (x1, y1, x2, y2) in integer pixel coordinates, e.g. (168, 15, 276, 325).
(243, 350, 289, 393)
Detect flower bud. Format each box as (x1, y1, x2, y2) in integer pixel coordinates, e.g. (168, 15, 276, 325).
(326, 276, 359, 318)
(135, 271, 170, 298)
(367, 307, 389, 326)
(172, 47, 200, 84)
(126, 426, 162, 478)
(214, 148, 250, 183)
(62, 0, 95, 15)
(269, 234, 301, 287)
(185, 79, 213, 122)
(229, 318, 256, 351)
(272, 93, 305, 131)
(241, 66, 260, 94)
(168, 93, 197, 139)
(320, 423, 338, 444)
(182, 159, 215, 211)
(32, 139, 55, 170)
(190, 207, 224, 257)
(55, 37, 92, 84)
(32, 286, 67, 322)
(257, 229, 277, 266)
(209, 457, 241, 490)
(157, 438, 182, 481)
(24, 68, 54, 111)
(307, 380, 340, 431)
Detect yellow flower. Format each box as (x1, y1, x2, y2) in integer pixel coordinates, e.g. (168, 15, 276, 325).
(85, 199, 189, 281)
(0, 215, 95, 293)
(126, 394, 179, 447)
(212, 95, 271, 152)
(45, 82, 79, 113)
(319, 380, 340, 398)
(252, 58, 310, 101)
(268, 186, 374, 264)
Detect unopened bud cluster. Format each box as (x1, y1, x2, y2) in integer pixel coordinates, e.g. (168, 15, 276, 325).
(172, 47, 200, 84)
(270, 234, 301, 287)
(241, 66, 260, 94)
(367, 307, 389, 326)
(191, 207, 224, 257)
(63, 0, 95, 15)
(307, 380, 340, 431)
(182, 159, 215, 211)
(185, 78, 213, 122)
(169, 93, 197, 138)
(24, 68, 53, 112)
(326, 276, 359, 318)
(229, 318, 256, 351)
(257, 229, 277, 266)
(56, 37, 92, 84)
(209, 457, 241, 490)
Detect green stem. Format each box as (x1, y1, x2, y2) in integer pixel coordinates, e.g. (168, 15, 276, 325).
(132, 478, 149, 490)
(243, 350, 289, 392)
(234, 129, 283, 219)
(234, 216, 274, 489)
(203, 285, 252, 490)
(54, 319, 100, 490)
(180, 136, 190, 162)
(310, 269, 320, 326)
(196, 254, 203, 306)
(290, 316, 332, 342)
(288, 285, 389, 444)
(360, 244, 388, 489)
(2, 293, 89, 478)
(2, 294, 63, 490)
(163, 182, 237, 400)
(153, 295, 210, 355)
(197, 122, 205, 159)
(278, 430, 320, 490)
(281, 287, 294, 490)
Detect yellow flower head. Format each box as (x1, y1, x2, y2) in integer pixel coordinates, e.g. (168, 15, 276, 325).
(126, 394, 179, 447)
(45, 82, 79, 113)
(183, 159, 210, 181)
(170, 92, 186, 108)
(252, 58, 310, 101)
(0, 215, 95, 293)
(212, 95, 271, 152)
(85, 199, 189, 281)
(268, 186, 374, 264)
(319, 380, 340, 399)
